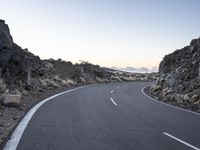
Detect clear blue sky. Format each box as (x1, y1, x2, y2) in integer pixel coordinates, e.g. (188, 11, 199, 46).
(0, 0, 200, 68)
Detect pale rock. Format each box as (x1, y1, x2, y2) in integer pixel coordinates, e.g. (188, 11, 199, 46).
(3, 93, 21, 107)
(66, 79, 76, 86)
(95, 77, 103, 83)
(150, 84, 161, 92)
(183, 94, 190, 102)
(194, 100, 200, 105)
(190, 94, 199, 103)
(80, 77, 86, 84)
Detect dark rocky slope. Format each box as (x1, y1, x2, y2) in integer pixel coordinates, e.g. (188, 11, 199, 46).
(150, 37, 200, 112)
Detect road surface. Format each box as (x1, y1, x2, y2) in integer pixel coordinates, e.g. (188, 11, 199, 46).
(5, 82, 200, 150)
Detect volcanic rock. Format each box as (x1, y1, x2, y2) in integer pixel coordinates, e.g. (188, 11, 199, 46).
(150, 37, 200, 110)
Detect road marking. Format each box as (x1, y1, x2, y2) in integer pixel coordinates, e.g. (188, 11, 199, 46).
(163, 132, 200, 150)
(142, 86, 200, 116)
(116, 86, 120, 89)
(110, 98, 118, 106)
(110, 90, 114, 94)
(3, 85, 92, 150)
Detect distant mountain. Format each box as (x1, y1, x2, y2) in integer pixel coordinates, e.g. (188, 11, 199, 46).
(150, 66, 159, 72)
(111, 66, 158, 73)
(124, 66, 137, 72)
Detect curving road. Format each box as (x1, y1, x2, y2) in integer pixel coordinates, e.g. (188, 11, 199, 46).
(4, 82, 200, 150)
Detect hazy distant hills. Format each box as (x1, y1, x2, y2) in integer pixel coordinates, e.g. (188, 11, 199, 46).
(110, 66, 158, 73)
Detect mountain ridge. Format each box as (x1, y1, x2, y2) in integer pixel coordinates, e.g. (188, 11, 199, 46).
(111, 66, 158, 73)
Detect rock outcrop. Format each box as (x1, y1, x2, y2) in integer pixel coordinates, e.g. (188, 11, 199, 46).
(0, 19, 14, 67)
(3, 93, 21, 107)
(150, 37, 200, 112)
(0, 19, 13, 49)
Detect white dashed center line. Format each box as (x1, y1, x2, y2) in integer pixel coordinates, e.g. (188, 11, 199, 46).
(110, 90, 114, 94)
(163, 132, 200, 150)
(110, 98, 118, 106)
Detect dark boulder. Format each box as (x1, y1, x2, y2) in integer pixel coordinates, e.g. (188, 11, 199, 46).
(0, 19, 13, 49)
(0, 20, 14, 65)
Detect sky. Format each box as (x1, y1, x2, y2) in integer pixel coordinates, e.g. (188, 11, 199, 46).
(0, 0, 200, 68)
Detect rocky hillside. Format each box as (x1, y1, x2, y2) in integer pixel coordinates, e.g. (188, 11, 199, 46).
(0, 20, 156, 146)
(150, 37, 200, 112)
(0, 19, 157, 106)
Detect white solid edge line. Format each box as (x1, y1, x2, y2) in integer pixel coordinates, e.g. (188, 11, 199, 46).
(110, 90, 114, 94)
(163, 132, 200, 150)
(141, 86, 200, 116)
(3, 85, 91, 150)
(110, 97, 118, 106)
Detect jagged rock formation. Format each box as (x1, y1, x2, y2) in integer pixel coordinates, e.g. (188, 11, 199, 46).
(150, 37, 200, 112)
(0, 19, 13, 67)
(0, 20, 13, 48)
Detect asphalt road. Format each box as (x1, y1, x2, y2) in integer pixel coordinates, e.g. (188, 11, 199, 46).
(8, 82, 200, 150)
